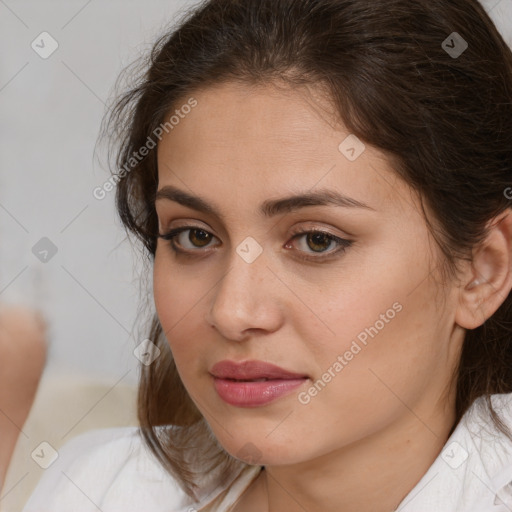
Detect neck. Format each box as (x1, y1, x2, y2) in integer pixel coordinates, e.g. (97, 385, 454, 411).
(262, 401, 456, 512)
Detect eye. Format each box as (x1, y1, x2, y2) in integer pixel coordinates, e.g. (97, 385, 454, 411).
(286, 228, 352, 262)
(159, 226, 218, 252)
(158, 225, 353, 261)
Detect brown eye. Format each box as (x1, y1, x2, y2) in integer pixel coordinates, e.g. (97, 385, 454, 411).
(187, 228, 212, 247)
(305, 232, 333, 253)
(158, 226, 218, 251)
(287, 228, 353, 262)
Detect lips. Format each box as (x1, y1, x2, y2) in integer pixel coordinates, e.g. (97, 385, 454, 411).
(209, 360, 309, 407)
(210, 359, 308, 381)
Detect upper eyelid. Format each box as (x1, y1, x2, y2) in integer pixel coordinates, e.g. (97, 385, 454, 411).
(158, 214, 353, 236)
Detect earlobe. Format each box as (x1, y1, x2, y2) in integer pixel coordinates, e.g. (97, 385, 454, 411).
(455, 208, 512, 330)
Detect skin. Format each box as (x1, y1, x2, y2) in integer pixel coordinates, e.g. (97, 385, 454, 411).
(153, 81, 512, 512)
(0, 305, 47, 489)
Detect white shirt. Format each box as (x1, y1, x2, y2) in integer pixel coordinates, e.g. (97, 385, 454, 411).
(23, 393, 512, 512)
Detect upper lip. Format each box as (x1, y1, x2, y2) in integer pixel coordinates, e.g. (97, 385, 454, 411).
(210, 360, 308, 380)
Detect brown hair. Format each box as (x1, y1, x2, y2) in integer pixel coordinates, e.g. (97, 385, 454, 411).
(101, 0, 512, 500)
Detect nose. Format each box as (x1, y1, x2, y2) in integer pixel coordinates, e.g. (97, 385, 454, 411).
(204, 244, 283, 341)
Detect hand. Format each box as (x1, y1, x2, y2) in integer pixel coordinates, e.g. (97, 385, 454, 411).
(0, 304, 48, 489)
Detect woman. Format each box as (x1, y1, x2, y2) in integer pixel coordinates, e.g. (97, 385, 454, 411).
(23, 0, 512, 510)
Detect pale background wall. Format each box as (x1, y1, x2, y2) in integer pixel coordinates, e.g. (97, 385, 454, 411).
(0, 0, 200, 385)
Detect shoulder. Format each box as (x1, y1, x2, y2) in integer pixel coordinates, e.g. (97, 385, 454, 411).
(22, 426, 196, 512)
(458, 393, 512, 511)
(397, 393, 512, 512)
(464, 392, 512, 452)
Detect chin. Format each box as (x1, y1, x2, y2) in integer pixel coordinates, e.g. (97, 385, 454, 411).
(210, 429, 310, 466)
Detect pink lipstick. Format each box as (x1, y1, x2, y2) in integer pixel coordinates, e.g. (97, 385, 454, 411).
(210, 360, 308, 407)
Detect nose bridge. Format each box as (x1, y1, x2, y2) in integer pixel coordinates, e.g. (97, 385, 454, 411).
(215, 237, 267, 311)
(206, 236, 280, 337)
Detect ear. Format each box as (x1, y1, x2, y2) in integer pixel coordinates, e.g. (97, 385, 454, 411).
(455, 208, 512, 330)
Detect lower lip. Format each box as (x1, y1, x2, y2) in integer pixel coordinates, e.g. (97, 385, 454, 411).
(212, 377, 308, 407)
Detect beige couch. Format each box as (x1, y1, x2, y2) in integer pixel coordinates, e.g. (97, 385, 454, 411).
(0, 370, 138, 511)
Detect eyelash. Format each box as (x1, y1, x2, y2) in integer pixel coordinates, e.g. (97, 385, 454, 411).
(157, 225, 353, 262)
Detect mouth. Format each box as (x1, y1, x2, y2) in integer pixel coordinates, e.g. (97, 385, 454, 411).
(211, 376, 308, 407)
(209, 360, 309, 407)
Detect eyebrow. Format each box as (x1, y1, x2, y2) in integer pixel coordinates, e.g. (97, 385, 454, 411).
(154, 185, 375, 220)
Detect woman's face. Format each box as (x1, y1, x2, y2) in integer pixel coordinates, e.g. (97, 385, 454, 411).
(153, 81, 464, 465)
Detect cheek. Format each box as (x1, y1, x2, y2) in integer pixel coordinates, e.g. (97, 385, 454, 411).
(320, 231, 441, 368)
(288, 305, 441, 455)
(306, 277, 446, 423)
(302, 240, 446, 402)
(153, 252, 175, 327)
(152, 249, 209, 371)
(153, 247, 201, 325)
(152, 251, 241, 429)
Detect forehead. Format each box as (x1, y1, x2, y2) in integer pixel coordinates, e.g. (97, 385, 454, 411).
(158, 81, 342, 158)
(155, 81, 414, 218)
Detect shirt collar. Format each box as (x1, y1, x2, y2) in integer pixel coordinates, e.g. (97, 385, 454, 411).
(396, 393, 512, 512)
